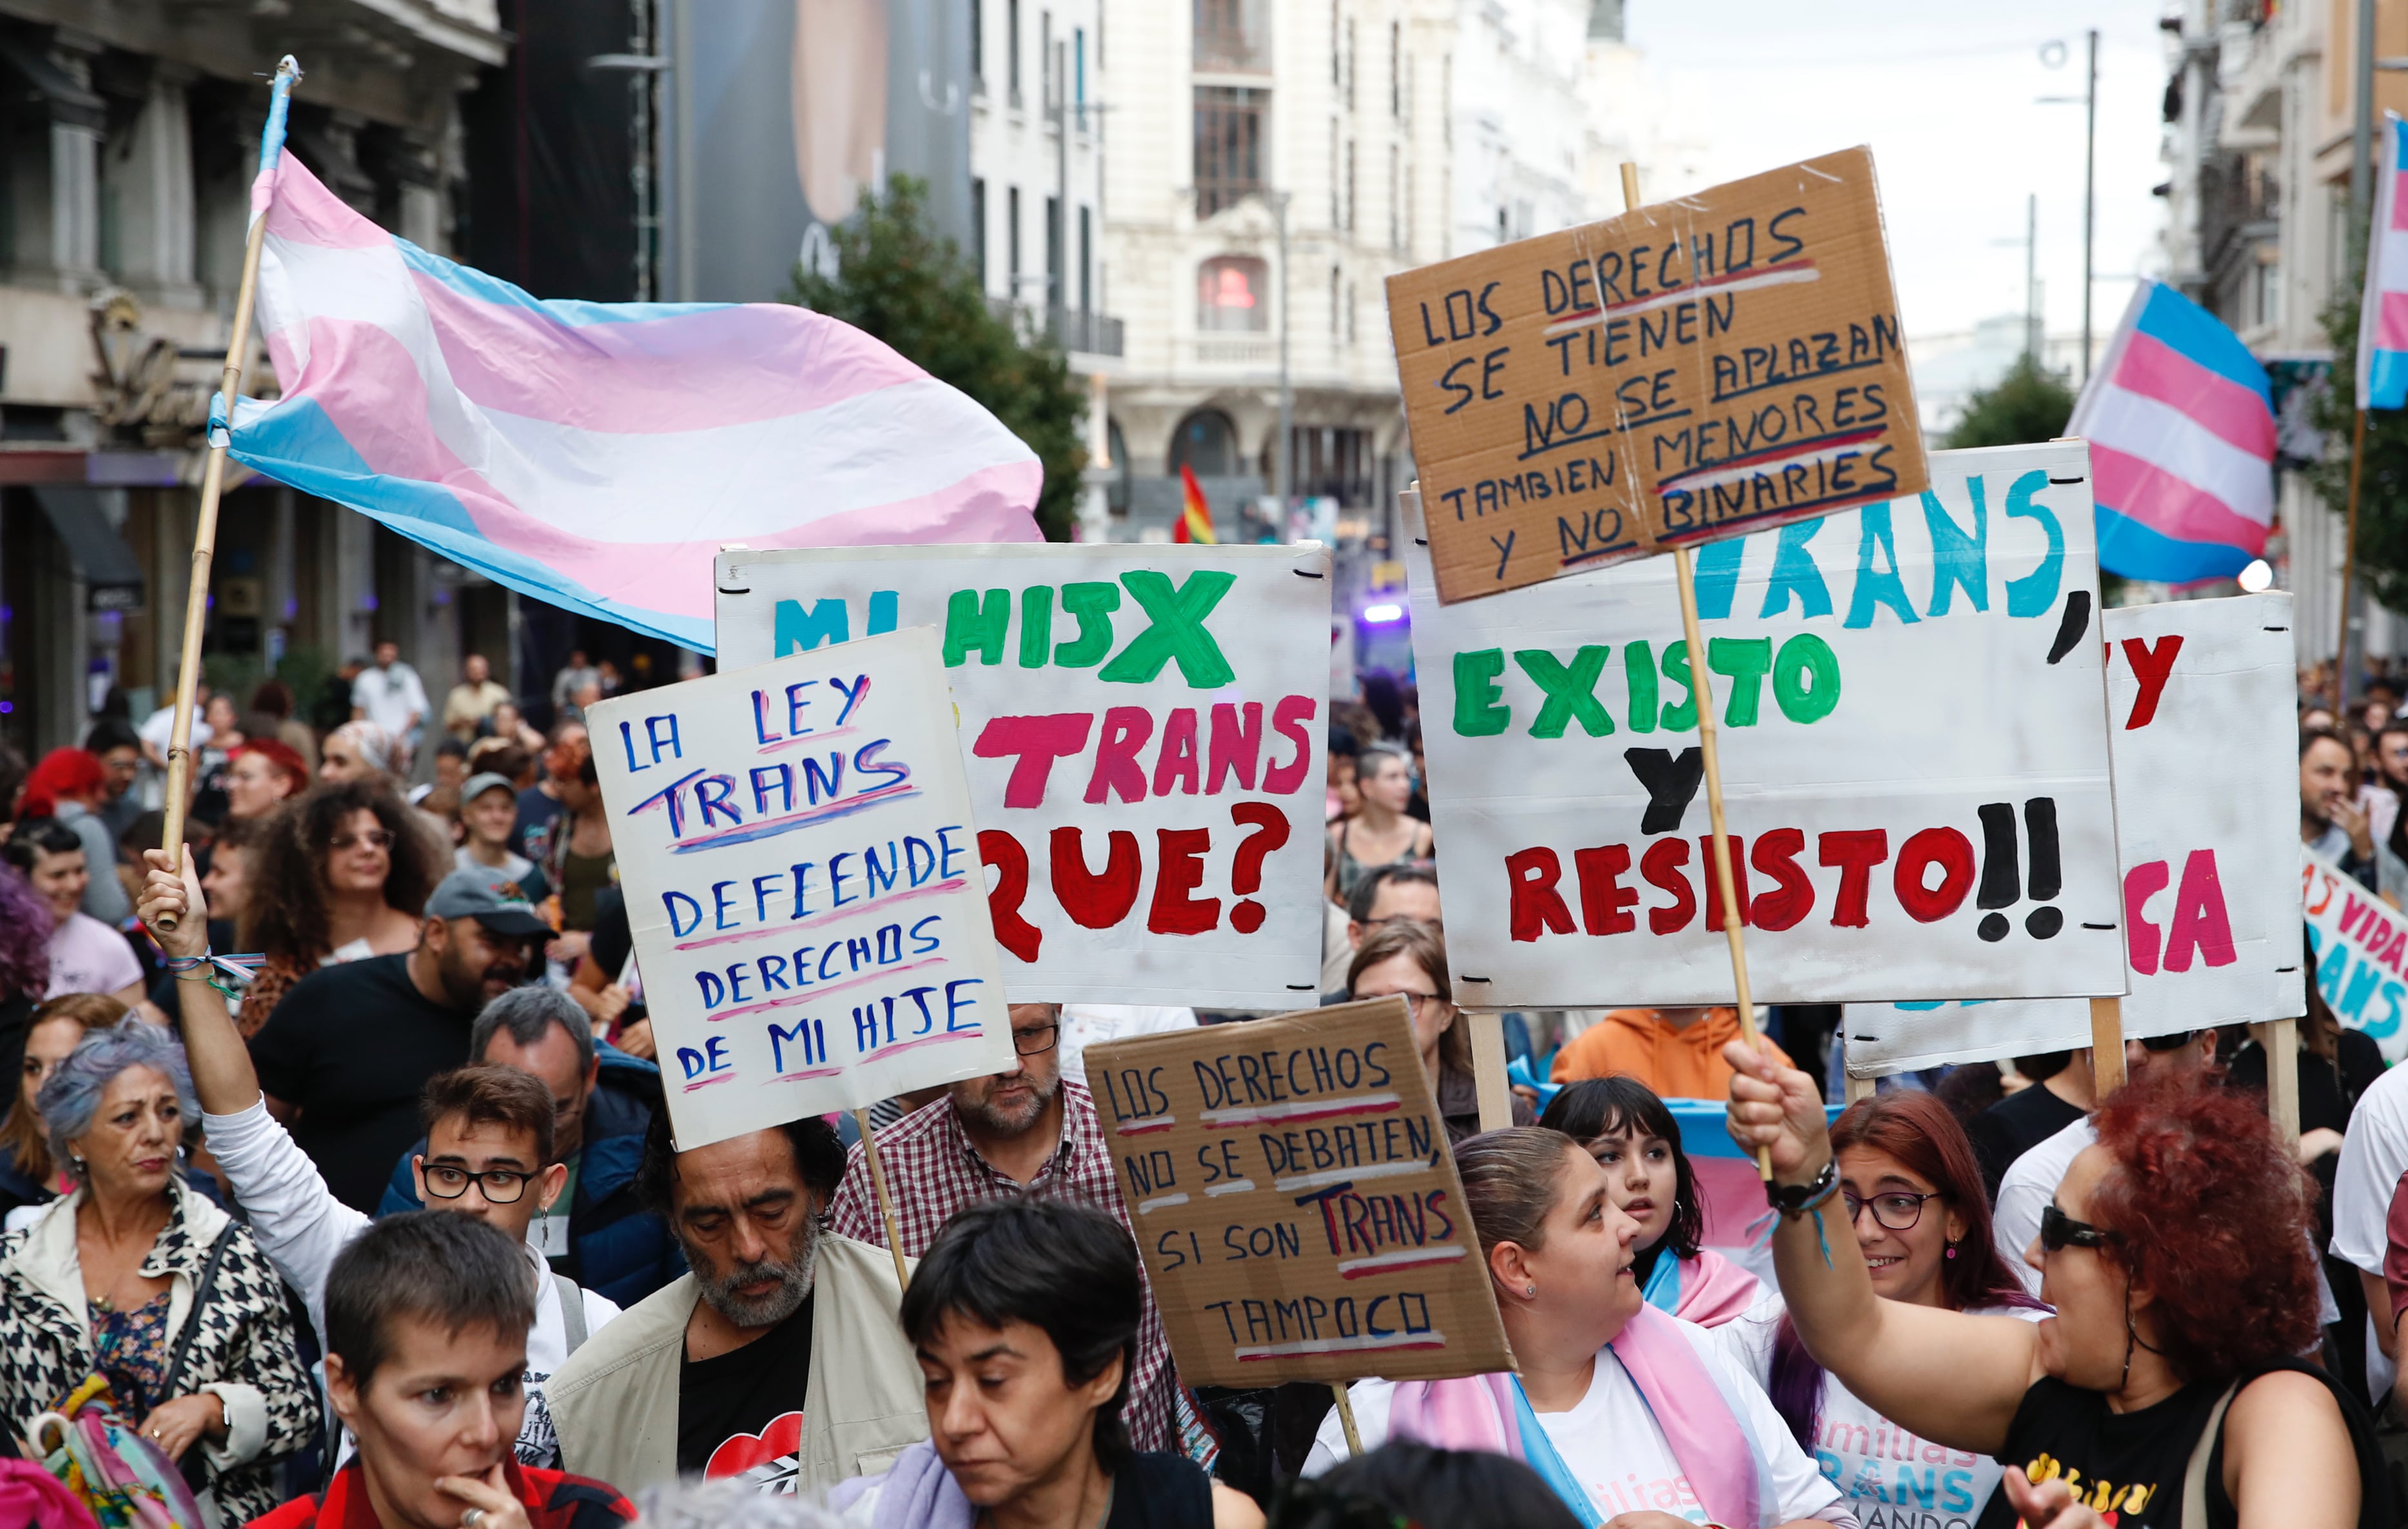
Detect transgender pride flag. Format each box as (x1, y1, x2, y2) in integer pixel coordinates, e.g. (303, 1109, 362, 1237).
(2066, 280, 2276, 584)
(2360, 112, 2408, 409)
(225, 154, 1042, 652)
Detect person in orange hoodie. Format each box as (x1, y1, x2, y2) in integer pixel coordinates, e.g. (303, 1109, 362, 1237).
(1547, 1007, 1790, 1101)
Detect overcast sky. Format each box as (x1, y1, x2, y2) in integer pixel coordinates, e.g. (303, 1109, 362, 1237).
(1627, 0, 2170, 351)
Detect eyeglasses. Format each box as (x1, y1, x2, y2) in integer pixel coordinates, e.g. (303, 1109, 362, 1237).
(2039, 1203, 2117, 1252)
(1363, 992, 1444, 1018)
(1012, 1023, 1059, 1056)
(1841, 1189, 1941, 1232)
(421, 1163, 537, 1203)
(328, 829, 395, 852)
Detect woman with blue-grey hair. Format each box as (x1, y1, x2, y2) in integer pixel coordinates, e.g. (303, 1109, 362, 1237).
(0, 1017, 314, 1523)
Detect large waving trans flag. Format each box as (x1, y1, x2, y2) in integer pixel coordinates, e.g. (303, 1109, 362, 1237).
(2064, 280, 2276, 585)
(2360, 112, 2408, 410)
(224, 153, 1042, 653)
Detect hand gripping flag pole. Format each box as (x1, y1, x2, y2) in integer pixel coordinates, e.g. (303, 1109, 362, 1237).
(156, 55, 302, 931)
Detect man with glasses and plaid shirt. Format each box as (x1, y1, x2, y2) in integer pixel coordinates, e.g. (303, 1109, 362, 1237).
(827, 1002, 1182, 1452)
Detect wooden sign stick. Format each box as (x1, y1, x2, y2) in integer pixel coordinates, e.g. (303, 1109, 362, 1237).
(852, 1108, 912, 1291)
(1619, 161, 1772, 1182)
(2088, 996, 2126, 1096)
(155, 55, 302, 930)
(1329, 1385, 1364, 1457)
(2248, 1017, 2300, 1151)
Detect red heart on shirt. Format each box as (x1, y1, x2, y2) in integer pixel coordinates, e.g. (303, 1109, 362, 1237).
(705, 1410, 805, 1482)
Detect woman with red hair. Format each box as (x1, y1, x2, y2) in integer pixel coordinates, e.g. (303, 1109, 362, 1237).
(1716, 1090, 2044, 1523)
(1728, 1052, 2385, 1528)
(223, 738, 309, 821)
(15, 748, 128, 925)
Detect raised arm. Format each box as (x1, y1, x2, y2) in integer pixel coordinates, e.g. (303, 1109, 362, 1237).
(1725, 1040, 2039, 1455)
(135, 850, 262, 1116)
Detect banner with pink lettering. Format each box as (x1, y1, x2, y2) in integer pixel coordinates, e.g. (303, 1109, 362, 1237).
(2303, 846, 2408, 1063)
(715, 544, 1331, 1009)
(1846, 592, 2306, 1072)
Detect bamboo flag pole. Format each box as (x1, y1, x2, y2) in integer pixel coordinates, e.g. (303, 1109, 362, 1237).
(852, 1108, 913, 1291)
(155, 56, 302, 932)
(2336, 407, 2369, 715)
(1330, 1385, 1364, 1456)
(1618, 162, 1773, 1182)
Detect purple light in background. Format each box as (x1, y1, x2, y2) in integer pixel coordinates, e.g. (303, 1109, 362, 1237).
(1361, 602, 1406, 625)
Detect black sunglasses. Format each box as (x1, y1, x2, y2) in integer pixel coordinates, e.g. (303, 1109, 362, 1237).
(2039, 1203, 2116, 1252)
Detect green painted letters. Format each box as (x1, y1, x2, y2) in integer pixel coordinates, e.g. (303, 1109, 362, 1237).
(1453, 649, 1511, 736)
(1773, 633, 1842, 723)
(1625, 641, 1658, 733)
(1098, 570, 1238, 687)
(1512, 646, 1615, 738)
(1053, 582, 1121, 667)
(943, 588, 1011, 666)
(1706, 638, 1773, 726)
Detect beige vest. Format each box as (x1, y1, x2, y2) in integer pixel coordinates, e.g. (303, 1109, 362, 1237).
(546, 1231, 925, 1494)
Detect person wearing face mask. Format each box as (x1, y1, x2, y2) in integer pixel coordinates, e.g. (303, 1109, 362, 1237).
(251, 1212, 637, 1529)
(1304, 1128, 1854, 1527)
(0, 1017, 314, 1524)
(1727, 1047, 2385, 1528)
(1540, 1077, 1761, 1327)
(1714, 1091, 2045, 1525)
(137, 844, 626, 1470)
(1325, 745, 1432, 904)
(827, 1004, 1182, 1454)
(832, 1200, 1262, 1529)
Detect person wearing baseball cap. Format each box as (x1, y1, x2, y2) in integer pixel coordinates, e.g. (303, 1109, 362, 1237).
(455, 771, 553, 904)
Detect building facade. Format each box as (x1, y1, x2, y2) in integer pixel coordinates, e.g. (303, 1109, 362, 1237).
(0, 0, 507, 760)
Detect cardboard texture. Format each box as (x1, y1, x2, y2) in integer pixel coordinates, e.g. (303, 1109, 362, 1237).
(1845, 594, 2307, 1073)
(588, 627, 1015, 1149)
(1402, 440, 2124, 1007)
(1084, 999, 1512, 1388)
(2304, 846, 2408, 1063)
(714, 544, 1331, 1009)
(1387, 146, 1929, 604)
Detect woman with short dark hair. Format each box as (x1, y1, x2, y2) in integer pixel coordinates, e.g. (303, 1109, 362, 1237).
(1728, 1049, 2387, 1527)
(831, 1199, 1262, 1528)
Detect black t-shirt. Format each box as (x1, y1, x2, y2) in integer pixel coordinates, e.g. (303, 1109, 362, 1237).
(676, 1296, 815, 1486)
(516, 786, 564, 865)
(585, 890, 646, 1030)
(248, 954, 476, 1212)
(1979, 1361, 2387, 1529)
(1105, 1454, 1215, 1529)
(1966, 1083, 2088, 1202)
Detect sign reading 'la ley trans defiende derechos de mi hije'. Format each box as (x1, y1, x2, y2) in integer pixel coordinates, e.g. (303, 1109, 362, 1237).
(1387, 147, 1930, 604)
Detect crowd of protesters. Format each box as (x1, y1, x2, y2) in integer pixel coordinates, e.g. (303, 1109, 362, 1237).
(0, 656, 2400, 1529)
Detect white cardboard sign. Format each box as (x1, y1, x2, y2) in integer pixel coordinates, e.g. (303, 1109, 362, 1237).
(1402, 440, 2125, 1006)
(715, 544, 1332, 1009)
(587, 628, 1015, 1148)
(1844, 593, 2307, 1072)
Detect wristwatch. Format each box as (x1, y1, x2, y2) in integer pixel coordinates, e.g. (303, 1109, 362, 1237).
(1764, 1156, 1838, 1219)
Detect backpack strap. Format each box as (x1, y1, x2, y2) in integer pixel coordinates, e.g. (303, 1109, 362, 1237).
(161, 1223, 242, 1400)
(2180, 1381, 2242, 1529)
(554, 1272, 589, 1356)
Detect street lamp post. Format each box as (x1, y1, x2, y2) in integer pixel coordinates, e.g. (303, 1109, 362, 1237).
(2039, 30, 2099, 379)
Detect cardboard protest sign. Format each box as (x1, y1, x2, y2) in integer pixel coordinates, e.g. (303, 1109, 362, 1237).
(1086, 999, 1511, 1388)
(1386, 147, 1928, 604)
(1403, 439, 2123, 1006)
(1843, 594, 2307, 1073)
(2304, 847, 2408, 1063)
(715, 544, 1330, 1009)
(588, 628, 1013, 1149)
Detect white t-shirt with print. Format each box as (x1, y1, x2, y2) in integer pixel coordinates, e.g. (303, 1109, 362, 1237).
(1306, 1317, 1846, 1526)
(1716, 1297, 2048, 1529)
(2331, 1058, 2408, 1401)
(47, 911, 141, 998)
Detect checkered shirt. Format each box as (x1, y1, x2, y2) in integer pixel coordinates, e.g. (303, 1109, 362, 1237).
(827, 1079, 1176, 1451)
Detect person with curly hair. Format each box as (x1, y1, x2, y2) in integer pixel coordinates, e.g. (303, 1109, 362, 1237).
(1728, 1050, 2387, 1528)
(239, 780, 438, 1031)
(1540, 1076, 1761, 1327)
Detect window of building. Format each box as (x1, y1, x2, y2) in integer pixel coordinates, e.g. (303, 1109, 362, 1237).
(1010, 0, 1023, 106)
(1171, 409, 1241, 477)
(972, 0, 985, 92)
(1388, 146, 1399, 250)
(1346, 17, 1356, 112)
(1345, 139, 1356, 232)
(972, 177, 988, 287)
(1046, 193, 1062, 306)
(1198, 255, 1269, 332)
(1042, 11, 1053, 107)
(1329, 264, 1340, 335)
(1194, 87, 1266, 217)
(1079, 205, 1092, 313)
(1330, 0, 1341, 85)
(1075, 26, 1088, 127)
(1389, 23, 1400, 117)
(1009, 185, 1023, 288)
(1194, 0, 1269, 73)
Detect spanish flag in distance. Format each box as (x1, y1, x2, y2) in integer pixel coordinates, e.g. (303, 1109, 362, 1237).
(1175, 462, 1218, 544)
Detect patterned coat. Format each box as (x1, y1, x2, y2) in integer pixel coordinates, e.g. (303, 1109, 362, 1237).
(0, 1174, 316, 1524)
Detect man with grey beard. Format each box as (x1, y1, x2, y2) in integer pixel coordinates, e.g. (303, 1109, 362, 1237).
(545, 1114, 927, 1496)
(827, 1003, 1180, 1451)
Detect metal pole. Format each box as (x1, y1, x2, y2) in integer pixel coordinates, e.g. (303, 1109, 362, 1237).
(2357, 0, 2378, 226)
(2082, 28, 2097, 381)
(672, 0, 696, 301)
(1275, 192, 1293, 502)
(2026, 192, 2039, 363)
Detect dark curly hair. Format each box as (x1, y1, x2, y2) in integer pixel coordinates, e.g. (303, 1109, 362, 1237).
(2088, 1067, 2322, 1383)
(240, 779, 439, 965)
(1538, 1076, 1703, 1261)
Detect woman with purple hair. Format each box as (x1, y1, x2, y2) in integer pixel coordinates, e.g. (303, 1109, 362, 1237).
(1713, 1090, 2043, 1524)
(0, 862, 55, 1117)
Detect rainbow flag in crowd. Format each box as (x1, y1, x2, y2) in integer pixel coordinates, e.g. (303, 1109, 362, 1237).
(2361, 112, 2408, 409)
(1174, 462, 1218, 544)
(2065, 279, 2276, 584)
(222, 155, 1042, 653)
